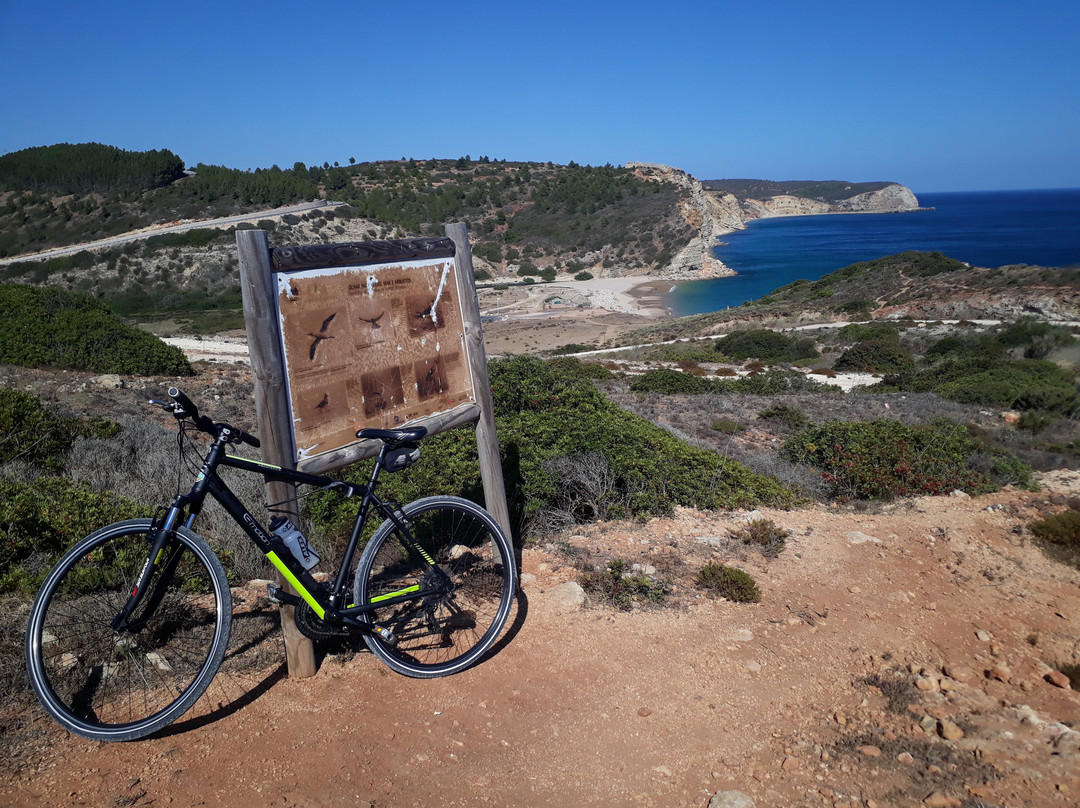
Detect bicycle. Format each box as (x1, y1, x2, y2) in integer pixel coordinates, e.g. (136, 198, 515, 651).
(24, 388, 516, 742)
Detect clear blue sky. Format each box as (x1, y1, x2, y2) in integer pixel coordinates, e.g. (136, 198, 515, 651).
(2, 0, 1077, 193)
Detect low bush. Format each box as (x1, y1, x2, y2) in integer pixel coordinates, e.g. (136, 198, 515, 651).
(730, 518, 790, 557)
(711, 418, 745, 434)
(1029, 508, 1080, 549)
(713, 369, 826, 395)
(0, 475, 147, 596)
(881, 357, 1078, 415)
(781, 418, 1034, 500)
(0, 284, 193, 375)
(630, 367, 828, 396)
(694, 563, 760, 602)
(309, 356, 797, 539)
(715, 330, 818, 363)
(1029, 508, 1080, 570)
(578, 557, 665, 610)
(834, 339, 914, 374)
(0, 388, 117, 472)
(758, 403, 810, 430)
(630, 368, 711, 394)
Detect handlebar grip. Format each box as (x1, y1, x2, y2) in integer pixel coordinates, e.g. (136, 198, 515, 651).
(238, 430, 261, 449)
(167, 387, 198, 418)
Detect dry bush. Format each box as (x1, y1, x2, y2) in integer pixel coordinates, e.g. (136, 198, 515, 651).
(66, 414, 272, 583)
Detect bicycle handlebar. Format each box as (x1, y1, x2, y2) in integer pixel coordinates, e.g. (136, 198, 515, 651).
(154, 388, 261, 448)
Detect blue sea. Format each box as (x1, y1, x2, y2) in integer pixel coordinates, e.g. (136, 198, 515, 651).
(667, 189, 1080, 317)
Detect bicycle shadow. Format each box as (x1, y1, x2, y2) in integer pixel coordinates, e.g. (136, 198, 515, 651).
(310, 587, 529, 673)
(154, 610, 289, 738)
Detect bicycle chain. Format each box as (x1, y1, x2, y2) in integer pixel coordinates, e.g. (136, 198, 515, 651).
(294, 601, 357, 642)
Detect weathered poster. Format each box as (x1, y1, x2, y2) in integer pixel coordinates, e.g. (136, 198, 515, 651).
(275, 257, 475, 464)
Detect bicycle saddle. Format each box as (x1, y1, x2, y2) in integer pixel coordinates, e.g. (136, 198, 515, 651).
(356, 426, 429, 444)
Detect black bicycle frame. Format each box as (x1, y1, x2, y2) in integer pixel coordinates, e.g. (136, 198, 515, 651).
(116, 430, 447, 636)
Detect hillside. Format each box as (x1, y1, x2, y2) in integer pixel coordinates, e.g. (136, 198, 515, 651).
(614, 251, 1080, 347)
(1, 144, 918, 322)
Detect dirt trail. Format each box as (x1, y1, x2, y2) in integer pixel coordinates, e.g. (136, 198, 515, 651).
(4, 473, 1079, 808)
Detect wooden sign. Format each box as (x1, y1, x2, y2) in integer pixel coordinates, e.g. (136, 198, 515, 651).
(271, 241, 477, 467)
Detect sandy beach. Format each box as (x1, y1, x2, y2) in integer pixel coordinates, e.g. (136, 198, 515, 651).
(475, 275, 673, 354)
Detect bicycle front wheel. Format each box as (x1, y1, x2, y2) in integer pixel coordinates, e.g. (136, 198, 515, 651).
(354, 496, 516, 678)
(25, 519, 232, 742)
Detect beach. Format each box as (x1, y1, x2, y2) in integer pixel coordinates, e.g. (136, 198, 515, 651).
(476, 276, 672, 355)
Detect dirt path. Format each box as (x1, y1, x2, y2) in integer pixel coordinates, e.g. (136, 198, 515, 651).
(4, 474, 1079, 808)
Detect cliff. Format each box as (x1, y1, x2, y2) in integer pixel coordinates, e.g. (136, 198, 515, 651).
(627, 162, 741, 280)
(739, 183, 921, 220)
(627, 165, 922, 281)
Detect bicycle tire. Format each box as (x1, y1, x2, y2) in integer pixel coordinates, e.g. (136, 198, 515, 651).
(25, 519, 231, 742)
(353, 496, 515, 678)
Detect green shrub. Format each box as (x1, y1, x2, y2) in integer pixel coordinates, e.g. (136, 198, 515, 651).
(549, 343, 595, 356)
(834, 322, 900, 344)
(694, 563, 760, 602)
(630, 368, 710, 394)
(833, 339, 914, 374)
(715, 330, 818, 363)
(574, 271, 594, 281)
(781, 418, 1034, 500)
(730, 518, 790, 557)
(881, 357, 1078, 415)
(834, 299, 875, 315)
(713, 369, 826, 395)
(1029, 509, 1080, 548)
(995, 319, 1076, 358)
(578, 557, 665, 610)
(711, 418, 745, 434)
(1017, 411, 1054, 434)
(0, 284, 193, 375)
(0, 475, 146, 596)
(0, 388, 117, 472)
(1029, 509, 1080, 569)
(758, 403, 810, 430)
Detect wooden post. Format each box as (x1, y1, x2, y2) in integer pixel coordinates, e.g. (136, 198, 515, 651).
(236, 229, 317, 678)
(445, 223, 513, 542)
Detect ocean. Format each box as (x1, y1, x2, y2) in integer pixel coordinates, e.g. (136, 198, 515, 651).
(667, 188, 1080, 317)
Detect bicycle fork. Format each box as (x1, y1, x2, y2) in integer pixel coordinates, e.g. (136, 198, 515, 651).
(109, 510, 184, 633)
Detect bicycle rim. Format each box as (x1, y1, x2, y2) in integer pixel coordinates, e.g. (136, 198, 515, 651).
(354, 496, 515, 678)
(25, 519, 231, 742)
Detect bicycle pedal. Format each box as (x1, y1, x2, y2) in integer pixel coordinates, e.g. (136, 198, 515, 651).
(266, 583, 301, 608)
(372, 626, 398, 646)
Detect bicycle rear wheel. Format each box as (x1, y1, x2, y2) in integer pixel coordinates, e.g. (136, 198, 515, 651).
(25, 519, 231, 742)
(353, 496, 515, 678)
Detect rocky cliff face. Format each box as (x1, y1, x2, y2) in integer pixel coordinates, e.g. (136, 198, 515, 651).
(741, 183, 920, 220)
(627, 162, 740, 279)
(627, 163, 921, 280)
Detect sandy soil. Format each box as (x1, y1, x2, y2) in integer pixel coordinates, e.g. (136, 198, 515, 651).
(4, 476, 1079, 808)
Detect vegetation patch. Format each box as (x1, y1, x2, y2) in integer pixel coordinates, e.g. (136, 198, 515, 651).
(1029, 508, 1080, 568)
(309, 356, 796, 540)
(0, 476, 146, 596)
(0, 389, 117, 472)
(729, 518, 790, 557)
(578, 557, 666, 611)
(833, 339, 914, 374)
(781, 418, 1034, 500)
(880, 357, 1077, 414)
(0, 284, 193, 375)
(715, 329, 818, 363)
(694, 563, 761, 602)
(758, 403, 810, 431)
